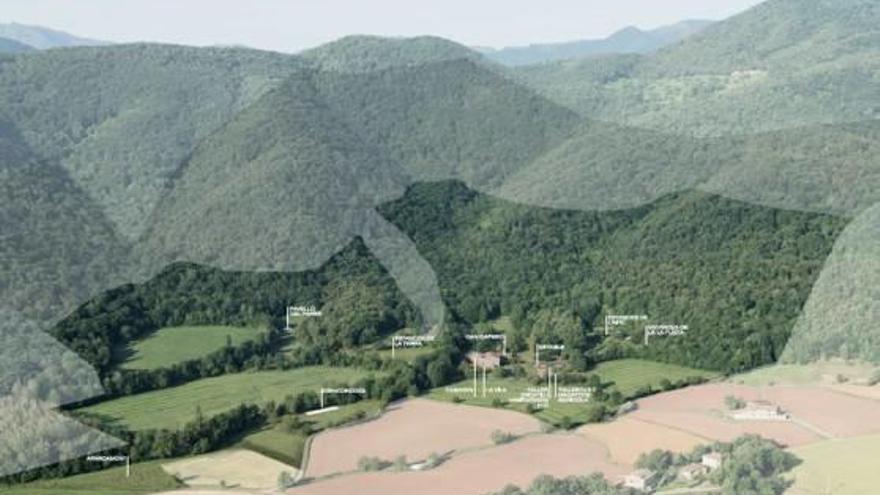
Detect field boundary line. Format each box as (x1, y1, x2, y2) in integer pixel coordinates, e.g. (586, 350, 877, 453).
(623, 416, 715, 443)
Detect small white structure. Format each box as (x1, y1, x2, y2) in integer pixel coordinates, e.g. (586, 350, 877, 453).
(730, 400, 790, 421)
(622, 469, 658, 491)
(678, 463, 708, 481)
(701, 452, 723, 470)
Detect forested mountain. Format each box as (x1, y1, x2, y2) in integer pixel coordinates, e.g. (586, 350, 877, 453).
(482, 20, 714, 66)
(0, 37, 33, 54)
(311, 58, 580, 188)
(0, 119, 130, 324)
(140, 71, 409, 271)
(0, 0, 876, 370)
(496, 120, 880, 216)
(301, 35, 484, 72)
(0, 45, 304, 240)
(0, 23, 107, 49)
(515, 0, 880, 136)
(379, 181, 846, 372)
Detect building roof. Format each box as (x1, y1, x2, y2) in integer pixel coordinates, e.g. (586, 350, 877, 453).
(627, 468, 656, 480)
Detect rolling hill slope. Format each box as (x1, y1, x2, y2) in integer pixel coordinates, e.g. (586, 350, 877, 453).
(516, 0, 880, 136)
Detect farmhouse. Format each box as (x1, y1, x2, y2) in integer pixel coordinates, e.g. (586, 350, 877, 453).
(466, 351, 503, 369)
(701, 452, 723, 470)
(678, 463, 708, 481)
(622, 468, 658, 491)
(730, 400, 790, 421)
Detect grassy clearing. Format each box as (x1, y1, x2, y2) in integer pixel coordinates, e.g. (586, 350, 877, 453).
(788, 433, 880, 495)
(80, 366, 380, 430)
(119, 325, 261, 370)
(591, 359, 719, 396)
(241, 424, 309, 467)
(730, 361, 879, 387)
(427, 359, 716, 427)
(2, 460, 179, 495)
(426, 375, 599, 427)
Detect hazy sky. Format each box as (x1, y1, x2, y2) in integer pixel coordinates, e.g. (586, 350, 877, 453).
(2, 0, 765, 52)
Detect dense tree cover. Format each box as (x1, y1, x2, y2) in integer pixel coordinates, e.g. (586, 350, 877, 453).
(492, 473, 637, 495)
(52, 239, 419, 376)
(311, 58, 579, 189)
(491, 435, 799, 495)
(379, 181, 845, 372)
(301, 35, 483, 73)
(636, 435, 801, 495)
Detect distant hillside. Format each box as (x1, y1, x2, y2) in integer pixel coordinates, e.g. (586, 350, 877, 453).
(0, 44, 304, 240)
(311, 58, 580, 188)
(0, 23, 107, 49)
(300, 35, 484, 72)
(0, 36, 33, 53)
(515, 0, 880, 136)
(496, 120, 880, 216)
(483, 20, 713, 66)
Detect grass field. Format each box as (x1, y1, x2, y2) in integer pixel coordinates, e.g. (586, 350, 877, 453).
(788, 433, 880, 495)
(730, 361, 879, 387)
(80, 366, 380, 430)
(427, 359, 716, 427)
(426, 375, 599, 426)
(240, 401, 384, 467)
(591, 359, 719, 396)
(241, 423, 309, 467)
(3, 460, 179, 495)
(119, 325, 261, 370)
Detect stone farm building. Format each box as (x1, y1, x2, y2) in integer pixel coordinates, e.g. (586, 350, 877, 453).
(622, 469, 658, 491)
(701, 452, 723, 470)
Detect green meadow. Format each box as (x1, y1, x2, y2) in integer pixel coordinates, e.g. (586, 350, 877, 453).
(120, 325, 261, 370)
(81, 366, 379, 430)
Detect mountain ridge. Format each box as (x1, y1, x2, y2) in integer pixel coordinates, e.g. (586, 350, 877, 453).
(482, 20, 714, 66)
(0, 22, 108, 49)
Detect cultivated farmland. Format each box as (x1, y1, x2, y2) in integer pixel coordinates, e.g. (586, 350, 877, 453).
(579, 417, 706, 464)
(161, 449, 295, 490)
(628, 382, 880, 446)
(305, 399, 543, 478)
(240, 401, 384, 467)
(292, 433, 628, 495)
(80, 367, 378, 430)
(120, 325, 261, 370)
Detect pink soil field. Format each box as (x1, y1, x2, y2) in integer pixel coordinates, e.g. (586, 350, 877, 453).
(828, 383, 880, 401)
(305, 399, 543, 478)
(291, 433, 629, 495)
(579, 417, 705, 464)
(629, 383, 880, 445)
